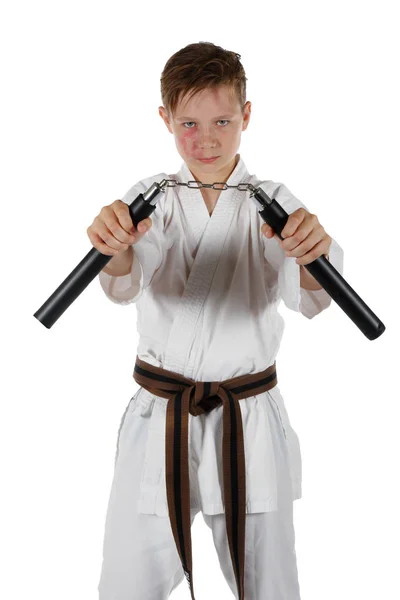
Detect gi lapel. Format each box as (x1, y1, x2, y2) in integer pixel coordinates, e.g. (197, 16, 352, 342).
(163, 155, 249, 376)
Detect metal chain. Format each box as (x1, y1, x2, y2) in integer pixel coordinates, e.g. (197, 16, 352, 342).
(159, 178, 257, 194)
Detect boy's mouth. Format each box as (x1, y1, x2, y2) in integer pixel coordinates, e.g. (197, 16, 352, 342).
(198, 156, 219, 163)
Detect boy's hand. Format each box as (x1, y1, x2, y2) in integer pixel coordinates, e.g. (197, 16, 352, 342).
(261, 208, 331, 265)
(87, 199, 152, 256)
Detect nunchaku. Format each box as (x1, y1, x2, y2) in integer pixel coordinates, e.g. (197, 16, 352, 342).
(34, 179, 385, 340)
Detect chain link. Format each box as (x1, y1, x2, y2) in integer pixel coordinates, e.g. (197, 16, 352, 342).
(159, 178, 256, 194)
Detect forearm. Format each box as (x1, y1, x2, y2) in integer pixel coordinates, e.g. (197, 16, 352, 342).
(101, 245, 134, 276)
(300, 266, 322, 290)
(299, 255, 329, 290)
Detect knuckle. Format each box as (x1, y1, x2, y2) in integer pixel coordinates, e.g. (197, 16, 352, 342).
(123, 230, 134, 243)
(115, 207, 127, 220)
(107, 221, 118, 235)
(126, 220, 135, 234)
(115, 200, 128, 213)
(98, 240, 111, 254)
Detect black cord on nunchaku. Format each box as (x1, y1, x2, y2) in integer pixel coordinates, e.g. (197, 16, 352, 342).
(33, 179, 385, 340)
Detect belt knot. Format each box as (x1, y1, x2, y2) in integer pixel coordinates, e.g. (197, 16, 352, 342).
(191, 381, 222, 415)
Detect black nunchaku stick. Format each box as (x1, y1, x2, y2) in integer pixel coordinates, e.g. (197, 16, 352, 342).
(34, 181, 162, 329)
(34, 180, 385, 340)
(252, 186, 385, 340)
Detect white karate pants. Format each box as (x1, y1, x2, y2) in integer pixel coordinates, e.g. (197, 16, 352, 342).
(97, 393, 302, 599)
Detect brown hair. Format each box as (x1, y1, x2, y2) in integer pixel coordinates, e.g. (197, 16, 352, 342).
(160, 42, 247, 119)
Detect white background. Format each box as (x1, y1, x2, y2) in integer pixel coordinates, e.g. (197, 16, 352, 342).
(1, 1, 399, 598)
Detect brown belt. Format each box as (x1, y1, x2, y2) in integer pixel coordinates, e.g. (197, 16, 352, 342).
(133, 356, 278, 600)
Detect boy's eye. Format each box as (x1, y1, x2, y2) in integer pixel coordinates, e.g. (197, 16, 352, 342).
(182, 120, 229, 128)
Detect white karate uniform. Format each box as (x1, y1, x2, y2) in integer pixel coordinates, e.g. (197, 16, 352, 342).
(97, 153, 344, 599)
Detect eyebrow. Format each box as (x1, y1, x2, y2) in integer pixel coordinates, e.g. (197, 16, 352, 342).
(175, 114, 234, 121)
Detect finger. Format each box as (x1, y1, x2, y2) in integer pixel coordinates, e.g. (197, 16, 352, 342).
(281, 223, 314, 251)
(261, 223, 277, 239)
(88, 231, 119, 256)
(281, 210, 307, 239)
(102, 208, 136, 244)
(113, 201, 137, 235)
(293, 238, 328, 265)
(261, 223, 272, 237)
(96, 218, 132, 251)
(284, 227, 324, 258)
(295, 239, 327, 265)
(137, 217, 152, 234)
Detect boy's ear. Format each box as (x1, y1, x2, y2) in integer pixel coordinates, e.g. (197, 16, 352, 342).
(158, 106, 173, 133)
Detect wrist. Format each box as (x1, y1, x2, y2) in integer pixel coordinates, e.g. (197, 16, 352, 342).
(102, 246, 134, 276)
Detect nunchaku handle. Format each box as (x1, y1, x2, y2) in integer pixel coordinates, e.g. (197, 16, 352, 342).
(33, 193, 158, 329)
(256, 192, 385, 340)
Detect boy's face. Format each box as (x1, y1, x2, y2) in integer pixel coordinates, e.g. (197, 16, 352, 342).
(159, 84, 251, 184)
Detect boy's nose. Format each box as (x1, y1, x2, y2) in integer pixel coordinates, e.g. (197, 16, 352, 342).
(197, 130, 216, 143)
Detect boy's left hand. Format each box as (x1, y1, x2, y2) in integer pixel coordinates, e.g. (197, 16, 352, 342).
(261, 208, 332, 266)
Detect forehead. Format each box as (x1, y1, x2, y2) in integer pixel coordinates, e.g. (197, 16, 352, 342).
(174, 85, 240, 120)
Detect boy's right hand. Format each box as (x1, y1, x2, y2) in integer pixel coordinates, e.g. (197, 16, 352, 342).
(87, 199, 152, 256)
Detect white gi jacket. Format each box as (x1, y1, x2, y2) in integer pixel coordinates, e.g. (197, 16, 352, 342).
(98, 153, 344, 516)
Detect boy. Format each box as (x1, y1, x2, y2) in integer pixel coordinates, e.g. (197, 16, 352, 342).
(89, 42, 344, 599)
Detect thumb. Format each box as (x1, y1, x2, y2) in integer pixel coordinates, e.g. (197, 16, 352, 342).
(262, 223, 274, 238)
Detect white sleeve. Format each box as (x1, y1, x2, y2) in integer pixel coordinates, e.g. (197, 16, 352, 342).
(98, 173, 168, 305)
(260, 181, 344, 319)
